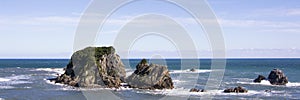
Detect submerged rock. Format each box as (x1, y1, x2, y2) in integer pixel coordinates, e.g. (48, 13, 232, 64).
(253, 75, 266, 83)
(268, 69, 288, 85)
(52, 46, 126, 88)
(223, 86, 248, 93)
(126, 59, 174, 89)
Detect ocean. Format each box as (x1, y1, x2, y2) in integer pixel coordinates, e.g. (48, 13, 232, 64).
(0, 59, 300, 100)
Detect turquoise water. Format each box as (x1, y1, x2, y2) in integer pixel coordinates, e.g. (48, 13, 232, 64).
(0, 59, 300, 99)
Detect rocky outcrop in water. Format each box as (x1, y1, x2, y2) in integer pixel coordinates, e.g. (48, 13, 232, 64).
(189, 88, 206, 92)
(223, 86, 248, 93)
(253, 75, 266, 83)
(126, 59, 174, 89)
(268, 69, 288, 85)
(52, 46, 126, 88)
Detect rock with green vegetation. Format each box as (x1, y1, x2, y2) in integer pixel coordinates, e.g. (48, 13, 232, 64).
(126, 59, 174, 89)
(53, 46, 126, 88)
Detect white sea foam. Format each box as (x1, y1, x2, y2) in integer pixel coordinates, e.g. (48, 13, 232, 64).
(172, 79, 186, 83)
(0, 77, 10, 82)
(0, 75, 32, 86)
(125, 69, 134, 78)
(7, 75, 30, 80)
(135, 88, 263, 97)
(0, 86, 15, 89)
(169, 69, 211, 74)
(286, 82, 300, 87)
(237, 80, 300, 87)
(45, 79, 64, 86)
(36, 68, 65, 75)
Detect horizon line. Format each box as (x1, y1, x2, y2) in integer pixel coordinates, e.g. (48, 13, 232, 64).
(1, 57, 300, 59)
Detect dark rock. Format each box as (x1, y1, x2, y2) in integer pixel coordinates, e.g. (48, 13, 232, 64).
(265, 89, 271, 92)
(53, 46, 126, 88)
(189, 88, 200, 92)
(189, 88, 206, 92)
(190, 68, 196, 72)
(268, 69, 288, 85)
(200, 89, 207, 92)
(126, 59, 174, 89)
(223, 86, 248, 93)
(254, 75, 266, 83)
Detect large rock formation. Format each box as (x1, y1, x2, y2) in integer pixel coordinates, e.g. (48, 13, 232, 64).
(253, 75, 266, 83)
(223, 86, 248, 93)
(268, 69, 288, 85)
(126, 59, 174, 89)
(53, 46, 126, 88)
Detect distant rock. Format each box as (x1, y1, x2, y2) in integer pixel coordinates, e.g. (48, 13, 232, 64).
(189, 88, 206, 92)
(189, 88, 200, 92)
(223, 86, 248, 93)
(126, 59, 174, 89)
(52, 46, 126, 88)
(268, 69, 288, 85)
(253, 75, 266, 83)
(265, 89, 272, 93)
(190, 68, 196, 72)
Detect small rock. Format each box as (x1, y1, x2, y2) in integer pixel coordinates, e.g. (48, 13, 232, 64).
(224, 86, 248, 93)
(189, 88, 200, 92)
(265, 89, 271, 92)
(254, 75, 266, 83)
(189, 88, 206, 92)
(200, 89, 206, 92)
(190, 68, 196, 72)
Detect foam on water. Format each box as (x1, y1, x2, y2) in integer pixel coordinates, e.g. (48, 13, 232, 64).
(36, 68, 65, 75)
(134, 88, 264, 97)
(0, 86, 15, 89)
(169, 69, 211, 74)
(286, 82, 300, 87)
(237, 80, 300, 87)
(0, 75, 33, 89)
(0, 78, 10, 82)
(125, 69, 134, 77)
(45, 79, 64, 86)
(7, 75, 30, 80)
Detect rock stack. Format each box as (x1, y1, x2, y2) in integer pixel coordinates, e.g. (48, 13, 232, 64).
(268, 69, 288, 85)
(126, 59, 174, 89)
(253, 68, 288, 85)
(52, 46, 126, 88)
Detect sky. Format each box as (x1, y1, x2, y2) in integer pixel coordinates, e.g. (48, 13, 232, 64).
(0, 0, 300, 58)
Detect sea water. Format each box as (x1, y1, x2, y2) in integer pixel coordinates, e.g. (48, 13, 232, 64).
(0, 59, 300, 99)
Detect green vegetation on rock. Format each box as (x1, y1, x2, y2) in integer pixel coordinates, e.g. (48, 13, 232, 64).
(140, 59, 148, 65)
(94, 46, 115, 61)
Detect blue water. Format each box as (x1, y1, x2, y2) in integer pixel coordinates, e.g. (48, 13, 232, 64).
(0, 59, 300, 99)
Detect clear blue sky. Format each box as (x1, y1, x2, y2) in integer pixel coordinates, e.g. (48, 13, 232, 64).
(0, 0, 300, 58)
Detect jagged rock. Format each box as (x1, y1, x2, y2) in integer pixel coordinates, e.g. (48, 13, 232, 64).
(126, 59, 174, 89)
(51, 46, 125, 88)
(268, 69, 288, 85)
(189, 88, 206, 92)
(223, 86, 248, 93)
(254, 75, 266, 83)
